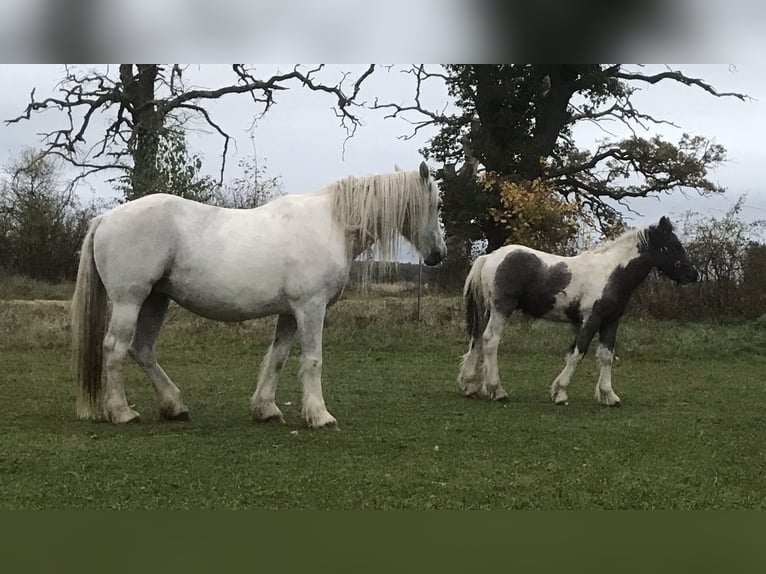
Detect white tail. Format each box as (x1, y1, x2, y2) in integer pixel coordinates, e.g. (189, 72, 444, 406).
(71, 217, 108, 420)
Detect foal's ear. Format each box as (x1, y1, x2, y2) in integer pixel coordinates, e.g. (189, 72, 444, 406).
(658, 216, 674, 233)
(419, 161, 430, 180)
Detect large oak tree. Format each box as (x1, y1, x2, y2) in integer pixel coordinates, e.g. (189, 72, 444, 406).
(375, 65, 748, 253)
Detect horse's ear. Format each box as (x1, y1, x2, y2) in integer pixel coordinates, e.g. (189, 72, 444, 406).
(659, 216, 674, 233)
(394, 164, 403, 172)
(419, 161, 429, 180)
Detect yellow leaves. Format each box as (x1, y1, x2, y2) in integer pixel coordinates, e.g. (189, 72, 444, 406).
(481, 173, 582, 252)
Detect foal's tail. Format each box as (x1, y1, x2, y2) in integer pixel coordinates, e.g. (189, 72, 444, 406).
(71, 217, 108, 421)
(464, 255, 489, 341)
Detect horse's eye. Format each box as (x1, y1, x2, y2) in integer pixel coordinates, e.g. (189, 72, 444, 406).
(673, 260, 681, 269)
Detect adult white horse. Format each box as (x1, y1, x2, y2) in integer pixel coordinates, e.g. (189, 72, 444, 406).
(457, 217, 698, 406)
(72, 162, 446, 428)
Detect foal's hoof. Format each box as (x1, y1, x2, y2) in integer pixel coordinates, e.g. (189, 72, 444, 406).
(551, 388, 569, 406)
(492, 390, 510, 403)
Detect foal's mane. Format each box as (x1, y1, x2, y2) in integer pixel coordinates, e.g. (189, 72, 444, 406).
(327, 169, 431, 261)
(588, 227, 648, 255)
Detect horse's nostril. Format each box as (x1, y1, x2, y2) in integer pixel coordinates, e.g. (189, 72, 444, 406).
(424, 252, 442, 266)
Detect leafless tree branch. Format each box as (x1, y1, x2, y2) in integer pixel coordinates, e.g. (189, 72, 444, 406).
(5, 64, 378, 188)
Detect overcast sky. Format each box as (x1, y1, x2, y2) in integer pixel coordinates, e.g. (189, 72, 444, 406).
(1, 64, 765, 230)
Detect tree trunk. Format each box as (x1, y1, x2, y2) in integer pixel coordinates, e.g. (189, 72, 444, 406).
(120, 64, 163, 200)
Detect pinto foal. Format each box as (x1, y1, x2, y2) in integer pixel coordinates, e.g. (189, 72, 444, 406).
(457, 217, 698, 406)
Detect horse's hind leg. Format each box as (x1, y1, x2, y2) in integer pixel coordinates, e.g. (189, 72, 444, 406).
(479, 311, 510, 402)
(129, 291, 189, 420)
(458, 336, 484, 397)
(251, 314, 297, 423)
(103, 301, 142, 423)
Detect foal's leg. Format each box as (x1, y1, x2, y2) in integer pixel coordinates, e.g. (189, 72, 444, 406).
(550, 318, 599, 405)
(250, 314, 297, 423)
(103, 301, 142, 423)
(293, 301, 337, 428)
(457, 336, 483, 397)
(129, 292, 189, 420)
(479, 311, 510, 401)
(595, 320, 621, 406)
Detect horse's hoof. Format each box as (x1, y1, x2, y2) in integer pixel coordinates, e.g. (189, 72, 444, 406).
(304, 411, 338, 429)
(108, 409, 141, 424)
(596, 391, 621, 407)
(551, 389, 569, 405)
(555, 400, 569, 406)
(254, 414, 285, 424)
(459, 382, 482, 398)
(251, 401, 285, 423)
(493, 393, 510, 403)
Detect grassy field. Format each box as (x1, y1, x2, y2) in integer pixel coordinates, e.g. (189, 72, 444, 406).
(1, 295, 765, 509)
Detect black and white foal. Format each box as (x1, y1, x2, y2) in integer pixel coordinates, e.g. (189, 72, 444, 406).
(457, 217, 698, 406)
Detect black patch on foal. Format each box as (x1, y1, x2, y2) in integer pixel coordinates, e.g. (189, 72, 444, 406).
(494, 251, 572, 318)
(594, 252, 654, 323)
(564, 300, 583, 325)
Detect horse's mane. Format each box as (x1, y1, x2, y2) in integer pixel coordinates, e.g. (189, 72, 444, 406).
(327, 170, 430, 261)
(588, 226, 648, 255)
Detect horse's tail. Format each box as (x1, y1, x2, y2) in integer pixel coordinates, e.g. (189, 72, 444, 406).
(71, 216, 108, 421)
(464, 255, 489, 341)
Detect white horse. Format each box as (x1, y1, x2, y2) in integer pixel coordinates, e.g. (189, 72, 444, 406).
(72, 162, 446, 427)
(457, 217, 698, 406)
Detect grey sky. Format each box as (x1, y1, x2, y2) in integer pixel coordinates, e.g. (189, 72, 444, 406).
(1, 64, 764, 231)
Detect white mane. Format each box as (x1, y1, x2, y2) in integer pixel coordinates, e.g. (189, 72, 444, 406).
(588, 227, 647, 255)
(328, 170, 431, 261)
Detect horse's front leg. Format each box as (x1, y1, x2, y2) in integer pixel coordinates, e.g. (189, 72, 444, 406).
(293, 301, 337, 429)
(550, 318, 599, 405)
(595, 320, 621, 406)
(251, 314, 297, 423)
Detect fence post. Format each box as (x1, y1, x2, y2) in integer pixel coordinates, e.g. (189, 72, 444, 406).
(417, 257, 423, 322)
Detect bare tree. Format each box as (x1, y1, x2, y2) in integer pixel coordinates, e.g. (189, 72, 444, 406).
(6, 64, 375, 200)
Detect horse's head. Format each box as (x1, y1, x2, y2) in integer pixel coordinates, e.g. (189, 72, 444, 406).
(403, 161, 447, 266)
(646, 216, 698, 284)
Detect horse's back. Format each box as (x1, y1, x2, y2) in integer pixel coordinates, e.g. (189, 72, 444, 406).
(91, 192, 348, 320)
(480, 245, 575, 319)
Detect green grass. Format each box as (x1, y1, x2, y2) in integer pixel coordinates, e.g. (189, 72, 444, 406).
(0, 274, 75, 301)
(1, 296, 765, 509)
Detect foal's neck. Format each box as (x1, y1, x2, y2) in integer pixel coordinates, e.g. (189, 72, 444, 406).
(608, 252, 654, 296)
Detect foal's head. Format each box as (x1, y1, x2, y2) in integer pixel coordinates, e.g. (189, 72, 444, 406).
(645, 216, 698, 284)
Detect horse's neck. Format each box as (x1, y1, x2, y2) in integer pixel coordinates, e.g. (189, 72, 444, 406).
(602, 251, 654, 294)
(344, 205, 401, 262)
(348, 230, 377, 261)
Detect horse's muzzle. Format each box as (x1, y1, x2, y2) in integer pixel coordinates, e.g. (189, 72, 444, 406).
(423, 250, 444, 266)
(679, 267, 699, 284)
